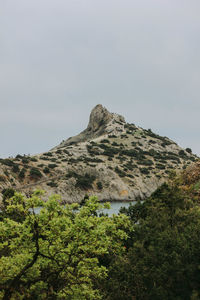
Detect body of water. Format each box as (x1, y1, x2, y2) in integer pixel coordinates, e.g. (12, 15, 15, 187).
(33, 201, 136, 216)
(99, 201, 135, 216)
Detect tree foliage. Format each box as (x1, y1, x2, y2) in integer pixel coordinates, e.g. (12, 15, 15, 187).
(0, 191, 129, 300)
(102, 181, 200, 300)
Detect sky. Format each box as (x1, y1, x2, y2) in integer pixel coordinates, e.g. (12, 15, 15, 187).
(0, 0, 200, 158)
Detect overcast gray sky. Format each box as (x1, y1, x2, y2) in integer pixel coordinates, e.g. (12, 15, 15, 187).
(0, 0, 200, 158)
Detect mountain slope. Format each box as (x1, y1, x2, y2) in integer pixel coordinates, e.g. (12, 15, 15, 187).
(0, 105, 198, 203)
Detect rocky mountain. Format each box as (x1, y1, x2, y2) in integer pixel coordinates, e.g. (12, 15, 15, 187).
(0, 104, 198, 204)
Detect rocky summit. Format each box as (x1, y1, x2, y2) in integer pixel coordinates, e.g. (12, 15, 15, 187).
(0, 104, 198, 204)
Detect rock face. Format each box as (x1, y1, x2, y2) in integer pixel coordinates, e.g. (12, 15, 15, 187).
(54, 104, 125, 148)
(0, 105, 198, 204)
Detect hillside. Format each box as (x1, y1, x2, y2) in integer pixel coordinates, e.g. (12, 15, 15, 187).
(0, 104, 198, 203)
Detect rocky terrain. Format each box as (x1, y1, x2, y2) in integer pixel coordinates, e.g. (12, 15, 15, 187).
(0, 104, 198, 204)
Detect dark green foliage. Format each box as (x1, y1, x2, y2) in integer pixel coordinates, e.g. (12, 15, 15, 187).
(139, 167, 150, 174)
(115, 166, 126, 177)
(146, 129, 173, 146)
(120, 134, 128, 138)
(178, 150, 186, 157)
(40, 156, 50, 161)
(112, 142, 118, 146)
(30, 167, 42, 179)
(18, 168, 26, 179)
(30, 157, 38, 162)
(123, 162, 136, 171)
(56, 150, 62, 154)
(83, 157, 103, 163)
(87, 144, 101, 156)
(66, 171, 96, 189)
(124, 123, 136, 131)
(43, 152, 53, 157)
(48, 163, 58, 169)
(156, 163, 166, 170)
(108, 134, 117, 138)
(102, 147, 119, 157)
(101, 182, 200, 300)
(97, 181, 103, 190)
(12, 164, 19, 173)
(15, 154, 23, 159)
(0, 159, 15, 167)
(65, 170, 77, 178)
(47, 181, 58, 187)
(148, 139, 157, 144)
(186, 148, 192, 154)
(101, 139, 110, 143)
(22, 157, 29, 164)
(50, 158, 58, 162)
(63, 149, 70, 155)
(75, 173, 96, 189)
(43, 167, 50, 174)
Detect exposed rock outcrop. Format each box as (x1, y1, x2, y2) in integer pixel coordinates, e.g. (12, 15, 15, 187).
(54, 104, 125, 148)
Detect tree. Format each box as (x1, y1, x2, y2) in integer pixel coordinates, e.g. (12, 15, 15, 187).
(102, 182, 200, 300)
(0, 191, 129, 300)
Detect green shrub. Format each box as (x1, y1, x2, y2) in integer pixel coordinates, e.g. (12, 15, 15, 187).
(47, 181, 58, 187)
(19, 169, 26, 179)
(22, 157, 30, 164)
(186, 148, 192, 154)
(0, 159, 15, 167)
(140, 168, 150, 174)
(48, 164, 58, 169)
(179, 150, 186, 157)
(97, 181, 103, 190)
(101, 139, 110, 143)
(156, 163, 166, 170)
(12, 164, 19, 173)
(115, 167, 126, 177)
(43, 167, 50, 174)
(30, 157, 38, 162)
(75, 174, 96, 190)
(43, 152, 53, 157)
(30, 168, 42, 179)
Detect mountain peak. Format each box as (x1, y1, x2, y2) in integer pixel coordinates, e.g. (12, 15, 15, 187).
(87, 104, 125, 133)
(56, 105, 126, 147)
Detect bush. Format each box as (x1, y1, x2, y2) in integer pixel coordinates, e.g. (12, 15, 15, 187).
(30, 168, 42, 179)
(30, 157, 38, 162)
(47, 181, 58, 187)
(75, 173, 96, 190)
(22, 157, 30, 164)
(12, 164, 19, 173)
(97, 181, 103, 190)
(179, 150, 186, 157)
(48, 164, 58, 169)
(101, 139, 110, 143)
(140, 168, 150, 174)
(115, 167, 126, 177)
(186, 148, 192, 154)
(19, 169, 26, 179)
(156, 163, 166, 170)
(43, 167, 50, 174)
(0, 159, 15, 167)
(43, 152, 53, 157)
